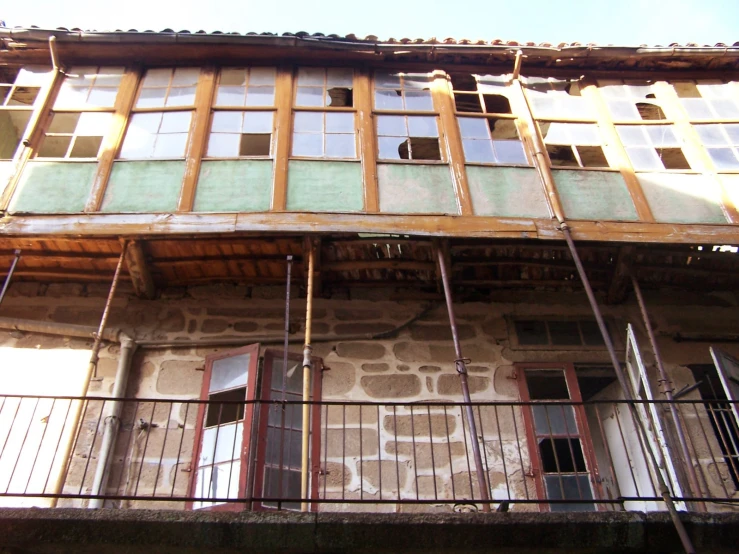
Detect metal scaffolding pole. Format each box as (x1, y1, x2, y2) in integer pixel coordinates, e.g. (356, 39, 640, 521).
(300, 244, 315, 512)
(435, 245, 491, 511)
(0, 249, 21, 309)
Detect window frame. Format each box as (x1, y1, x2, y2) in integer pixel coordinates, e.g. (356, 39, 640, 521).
(0, 66, 51, 162)
(507, 317, 618, 351)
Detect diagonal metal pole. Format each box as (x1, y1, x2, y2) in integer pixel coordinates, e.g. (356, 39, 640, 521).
(435, 245, 491, 511)
(0, 249, 21, 309)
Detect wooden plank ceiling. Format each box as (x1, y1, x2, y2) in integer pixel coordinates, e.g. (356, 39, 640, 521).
(0, 234, 738, 299)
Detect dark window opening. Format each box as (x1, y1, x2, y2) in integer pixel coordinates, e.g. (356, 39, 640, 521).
(636, 102, 666, 121)
(0, 111, 31, 159)
(576, 366, 618, 401)
(580, 321, 605, 346)
(577, 146, 609, 167)
(69, 136, 103, 158)
(515, 320, 548, 345)
(0, 68, 20, 84)
(564, 82, 582, 96)
(240, 133, 271, 156)
(328, 87, 353, 107)
(37, 136, 71, 158)
(450, 73, 477, 91)
(515, 319, 607, 348)
(398, 137, 441, 161)
(674, 82, 702, 98)
(539, 438, 587, 472)
(549, 321, 582, 346)
(547, 144, 578, 166)
(483, 94, 511, 114)
(525, 370, 570, 400)
(205, 387, 246, 427)
(488, 118, 518, 139)
(454, 92, 482, 113)
(657, 148, 691, 169)
(8, 86, 40, 107)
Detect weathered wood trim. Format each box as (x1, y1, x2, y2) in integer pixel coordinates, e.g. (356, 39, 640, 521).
(580, 79, 655, 223)
(0, 68, 65, 211)
(271, 66, 294, 211)
(85, 68, 142, 212)
(1, 212, 738, 244)
(432, 72, 471, 216)
(354, 68, 378, 212)
(606, 245, 634, 304)
(178, 66, 216, 213)
(124, 239, 156, 298)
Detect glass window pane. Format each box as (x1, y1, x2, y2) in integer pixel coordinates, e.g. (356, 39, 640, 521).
(545, 475, 595, 511)
(725, 124, 739, 144)
(7, 86, 40, 107)
(375, 89, 403, 110)
(462, 139, 495, 163)
(219, 69, 247, 86)
(407, 116, 437, 137)
(494, 141, 528, 164)
(166, 86, 197, 106)
(378, 136, 405, 159)
(119, 134, 155, 159)
(69, 135, 104, 158)
(215, 86, 246, 106)
(87, 87, 118, 108)
(207, 133, 240, 157)
(249, 67, 276, 86)
(568, 124, 600, 145)
(245, 86, 275, 106)
(403, 75, 432, 90)
(374, 72, 402, 88)
(210, 354, 250, 392)
(160, 111, 192, 133)
(242, 111, 273, 133)
(128, 112, 162, 134)
(377, 115, 406, 136)
(47, 112, 80, 134)
(626, 147, 663, 171)
(541, 122, 571, 144)
(681, 98, 713, 119)
(646, 125, 679, 147)
(153, 133, 188, 157)
(14, 67, 52, 87)
(616, 126, 648, 146)
(607, 100, 641, 120)
(293, 112, 323, 133)
(326, 134, 355, 158)
(137, 88, 167, 108)
(171, 68, 200, 86)
(297, 67, 325, 86)
(211, 111, 242, 133)
(199, 424, 243, 465)
(707, 148, 739, 170)
(326, 112, 354, 133)
(292, 133, 323, 157)
(404, 91, 433, 111)
(55, 85, 90, 107)
(533, 405, 578, 435)
(326, 68, 353, 87)
(76, 112, 112, 135)
(295, 87, 323, 107)
(37, 136, 71, 158)
(193, 461, 241, 507)
(458, 117, 489, 139)
(142, 69, 171, 87)
(694, 125, 726, 146)
(710, 99, 739, 119)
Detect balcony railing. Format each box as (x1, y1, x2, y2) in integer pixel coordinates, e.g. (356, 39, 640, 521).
(0, 394, 737, 512)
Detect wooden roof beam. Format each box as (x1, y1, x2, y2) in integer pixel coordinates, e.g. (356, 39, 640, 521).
(606, 246, 634, 305)
(125, 240, 156, 299)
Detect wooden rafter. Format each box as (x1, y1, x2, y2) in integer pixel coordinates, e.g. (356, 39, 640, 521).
(124, 240, 156, 299)
(606, 245, 634, 304)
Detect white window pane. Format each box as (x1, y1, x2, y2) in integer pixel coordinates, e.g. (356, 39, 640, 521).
(244, 86, 275, 106)
(646, 125, 679, 147)
(249, 67, 276, 86)
(207, 133, 240, 157)
(681, 99, 713, 119)
(171, 68, 201, 86)
(531, 97, 557, 117)
(142, 69, 171, 87)
(542, 122, 571, 144)
(710, 99, 739, 119)
(297, 67, 325, 86)
(95, 68, 125, 84)
(407, 116, 437, 137)
(700, 83, 733, 98)
(129, 112, 162, 134)
(326, 134, 355, 158)
(326, 68, 353, 87)
(494, 141, 528, 164)
(560, 97, 594, 118)
(598, 83, 628, 98)
(193, 461, 241, 506)
(211, 111, 242, 133)
(694, 125, 727, 146)
(374, 72, 402, 88)
(242, 111, 273, 133)
(54, 85, 89, 107)
(153, 133, 188, 157)
(220, 69, 247, 87)
(627, 147, 663, 170)
(608, 100, 641, 120)
(326, 112, 354, 133)
(477, 75, 507, 93)
(66, 67, 96, 85)
(216, 86, 246, 106)
(616, 126, 648, 146)
(707, 148, 739, 170)
(378, 136, 406, 159)
(725, 124, 739, 144)
(76, 112, 113, 136)
(292, 133, 323, 157)
(458, 117, 489, 139)
(160, 111, 192, 133)
(375, 90, 403, 110)
(15, 67, 52, 86)
(200, 424, 242, 464)
(404, 91, 434, 111)
(210, 354, 250, 392)
(403, 75, 433, 90)
(377, 115, 406, 136)
(136, 88, 167, 108)
(87, 87, 118, 108)
(119, 134, 155, 158)
(166, 86, 197, 106)
(294, 112, 323, 133)
(463, 139, 495, 163)
(296, 87, 323, 107)
(568, 124, 600, 145)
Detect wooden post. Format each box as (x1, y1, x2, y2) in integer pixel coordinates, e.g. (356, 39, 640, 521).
(271, 67, 294, 211)
(354, 68, 379, 212)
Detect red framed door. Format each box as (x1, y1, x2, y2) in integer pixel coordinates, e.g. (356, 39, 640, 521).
(187, 343, 260, 511)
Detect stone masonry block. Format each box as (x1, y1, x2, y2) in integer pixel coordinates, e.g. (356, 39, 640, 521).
(361, 375, 421, 398)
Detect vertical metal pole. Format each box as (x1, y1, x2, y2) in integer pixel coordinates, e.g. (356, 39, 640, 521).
(435, 245, 491, 511)
(630, 271, 706, 512)
(561, 226, 695, 554)
(50, 242, 128, 506)
(301, 244, 315, 512)
(0, 249, 21, 309)
(277, 255, 293, 503)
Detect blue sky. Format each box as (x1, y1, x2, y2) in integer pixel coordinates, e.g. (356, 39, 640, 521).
(2, 0, 738, 46)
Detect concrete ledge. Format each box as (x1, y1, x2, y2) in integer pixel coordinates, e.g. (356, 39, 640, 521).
(0, 509, 738, 553)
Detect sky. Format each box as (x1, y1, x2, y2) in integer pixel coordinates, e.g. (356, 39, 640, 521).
(1, 0, 738, 46)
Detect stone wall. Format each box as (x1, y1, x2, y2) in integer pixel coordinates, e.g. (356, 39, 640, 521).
(1, 282, 738, 513)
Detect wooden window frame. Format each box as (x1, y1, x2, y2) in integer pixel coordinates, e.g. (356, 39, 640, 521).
(507, 316, 620, 351)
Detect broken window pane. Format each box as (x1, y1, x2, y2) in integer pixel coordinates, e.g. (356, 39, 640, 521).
(240, 134, 271, 156)
(657, 148, 691, 170)
(525, 369, 570, 399)
(533, 405, 578, 435)
(374, 72, 433, 111)
(577, 146, 609, 167)
(547, 145, 578, 167)
(0, 111, 32, 159)
(69, 135, 103, 158)
(37, 136, 71, 158)
(327, 87, 353, 107)
(296, 67, 353, 107)
(483, 94, 511, 114)
(408, 137, 441, 160)
(636, 102, 666, 121)
(539, 438, 586, 473)
(525, 77, 595, 118)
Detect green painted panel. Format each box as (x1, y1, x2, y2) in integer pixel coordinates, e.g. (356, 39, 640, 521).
(378, 164, 457, 214)
(9, 162, 96, 214)
(102, 161, 184, 213)
(466, 166, 550, 218)
(638, 173, 727, 224)
(554, 169, 639, 222)
(286, 160, 363, 212)
(194, 160, 272, 212)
